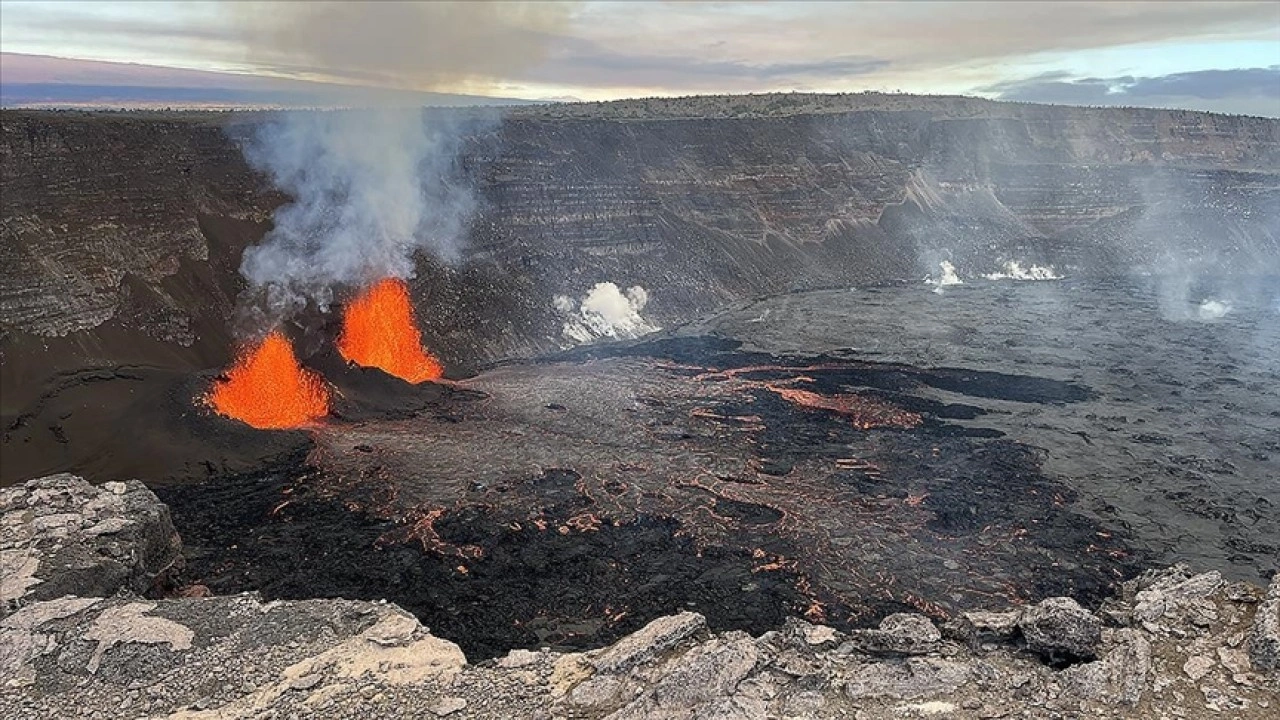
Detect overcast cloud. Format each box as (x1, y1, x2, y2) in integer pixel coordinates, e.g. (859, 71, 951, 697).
(982, 67, 1280, 116)
(1, 1, 1277, 114)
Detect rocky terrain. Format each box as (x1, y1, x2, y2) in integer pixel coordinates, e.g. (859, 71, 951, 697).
(3, 95, 1278, 420)
(2, 474, 1277, 719)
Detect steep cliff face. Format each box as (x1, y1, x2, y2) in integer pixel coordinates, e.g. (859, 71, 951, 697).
(2, 97, 1278, 410)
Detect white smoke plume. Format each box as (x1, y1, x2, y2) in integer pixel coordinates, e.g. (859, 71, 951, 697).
(924, 260, 963, 293)
(1197, 299, 1233, 320)
(982, 260, 1062, 281)
(237, 107, 480, 327)
(228, 2, 570, 333)
(556, 282, 658, 344)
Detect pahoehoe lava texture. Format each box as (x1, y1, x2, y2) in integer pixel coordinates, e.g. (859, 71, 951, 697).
(159, 468, 804, 661)
(157, 336, 1142, 658)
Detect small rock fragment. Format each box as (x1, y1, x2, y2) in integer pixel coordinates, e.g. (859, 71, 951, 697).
(498, 648, 541, 668)
(431, 697, 467, 716)
(1182, 655, 1214, 681)
(287, 674, 323, 691)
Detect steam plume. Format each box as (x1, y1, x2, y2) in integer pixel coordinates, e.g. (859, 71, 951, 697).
(982, 261, 1061, 281)
(238, 107, 479, 328)
(924, 260, 963, 293)
(229, 2, 569, 333)
(556, 282, 657, 343)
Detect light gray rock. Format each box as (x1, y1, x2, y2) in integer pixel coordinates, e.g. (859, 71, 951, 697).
(589, 611, 706, 674)
(608, 634, 760, 720)
(565, 672, 629, 709)
(843, 657, 972, 699)
(944, 608, 1023, 647)
(844, 613, 942, 656)
(652, 634, 759, 706)
(1250, 574, 1279, 673)
(1062, 629, 1152, 705)
(1018, 597, 1102, 661)
(1, 474, 181, 612)
(969, 609, 1022, 636)
(781, 617, 840, 649)
(431, 697, 468, 716)
(1183, 654, 1215, 681)
(1131, 566, 1224, 629)
(498, 648, 542, 668)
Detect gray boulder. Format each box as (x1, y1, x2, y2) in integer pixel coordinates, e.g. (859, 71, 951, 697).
(1250, 574, 1279, 673)
(1061, 628, 1152, 705)
(1018, 597, 1102, 662)
(1129, 565, 1223, 630)
(588, 611, 707, 674)
(1, 474, 181, 612)
(844, 613, 942, 656)
(943, 608, 1022, 648)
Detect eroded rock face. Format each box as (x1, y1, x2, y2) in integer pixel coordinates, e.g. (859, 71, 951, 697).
(843, 613, 942, 656)
(1130, 565, 1225, 631)
(587, 611, 707, 674)
(0, 474, 181, 611)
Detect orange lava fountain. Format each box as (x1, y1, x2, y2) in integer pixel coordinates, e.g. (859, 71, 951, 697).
(206, 331, 330, 429)
(338, 278, 444, 383)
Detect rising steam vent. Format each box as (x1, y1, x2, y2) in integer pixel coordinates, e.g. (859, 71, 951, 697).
(338, 277, 444, 383)
(206, 331, 330, 429)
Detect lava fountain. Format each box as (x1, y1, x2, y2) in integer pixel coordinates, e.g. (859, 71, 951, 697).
(206, 330, 330, 429)
(338, 277, 444, 383)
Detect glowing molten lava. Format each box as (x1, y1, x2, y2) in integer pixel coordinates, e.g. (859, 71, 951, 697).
(338, 278, 443, 383)
(206, 331, 329, 429)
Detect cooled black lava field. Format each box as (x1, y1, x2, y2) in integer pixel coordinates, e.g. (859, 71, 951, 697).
(135, 275, 1277, 661)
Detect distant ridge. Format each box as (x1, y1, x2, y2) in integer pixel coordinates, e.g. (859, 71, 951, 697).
(0, 53, 537, 109)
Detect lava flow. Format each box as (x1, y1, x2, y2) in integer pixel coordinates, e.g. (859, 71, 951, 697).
(206, 330, 330, 429)
(338, 277, 443, 383)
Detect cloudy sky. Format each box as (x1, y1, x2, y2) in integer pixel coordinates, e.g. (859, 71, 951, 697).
(1, 1, 1277, 115)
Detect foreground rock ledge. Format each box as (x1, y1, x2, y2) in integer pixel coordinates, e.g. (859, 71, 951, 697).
(2, 475, 1276, 719)
(1, 474, 181, 610)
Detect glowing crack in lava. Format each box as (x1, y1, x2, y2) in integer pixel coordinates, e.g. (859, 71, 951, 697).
(206, 331, 330, 429)
(338, 278, 444, 383)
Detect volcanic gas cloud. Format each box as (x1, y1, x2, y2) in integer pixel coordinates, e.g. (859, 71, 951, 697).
(338, 278, 444, 383)
(206, 330, 329, 429)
